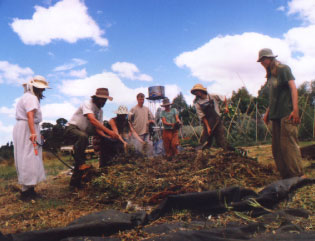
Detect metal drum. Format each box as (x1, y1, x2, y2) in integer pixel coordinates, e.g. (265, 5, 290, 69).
(147, 86, 165, 100)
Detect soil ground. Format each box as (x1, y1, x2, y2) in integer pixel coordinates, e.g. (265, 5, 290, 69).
(0, 144, 314, 239)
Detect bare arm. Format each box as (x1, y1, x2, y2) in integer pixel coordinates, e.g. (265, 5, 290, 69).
(86, 113, 119, 138)
(263, 108, 270, 125)
(109, 118, 127, 145)
(202, 116, 211, 135)
(288, 80, 300, 124)
(129, 122, 144, 143)
(27, 110, 37, 143)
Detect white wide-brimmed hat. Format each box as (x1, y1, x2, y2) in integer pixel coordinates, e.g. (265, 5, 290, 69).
(23, 75, 50, 89)
(114, 105, 132, 115)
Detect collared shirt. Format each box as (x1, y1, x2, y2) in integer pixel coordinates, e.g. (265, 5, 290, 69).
(68, 99, 103, 132)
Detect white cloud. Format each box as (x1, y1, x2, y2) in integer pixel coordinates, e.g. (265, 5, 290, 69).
(175, 32, 293, 96)
(111, 62, 153, 82)
(69, 68, 87, 78)
(54, 58, 87, 72)
(41, 102, 77, 121)
(58, 71, 148, 105)
(0, 61, 33, 85)
(285, 25, 315, 55)
(174, 0, 315, 97)
(10, 0, 108, 46)
(0, 121, 13, 146)
(277, 6, 285, 12)
(288, 0, 315, 24)
(0, 106, 15, 118)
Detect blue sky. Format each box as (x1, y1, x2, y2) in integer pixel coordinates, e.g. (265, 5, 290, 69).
(1, 0, 315, 145)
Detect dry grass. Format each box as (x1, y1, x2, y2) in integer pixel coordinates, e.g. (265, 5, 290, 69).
(0, 144, 313, 237)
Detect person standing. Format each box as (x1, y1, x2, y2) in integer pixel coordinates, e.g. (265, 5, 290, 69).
(191, 84, 229, 150)
(13, 76, 50, 200)
(160, 98, 181, 159)
(66, 88, 119, 187)
(258, 48, 305, 179)
(129, 93, 155, 154)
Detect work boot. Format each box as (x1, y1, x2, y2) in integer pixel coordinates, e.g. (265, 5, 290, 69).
(70, 170, 82, 188)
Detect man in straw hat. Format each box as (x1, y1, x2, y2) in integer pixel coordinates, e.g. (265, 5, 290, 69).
(257, 48, 305, 179)
(160, 97, 181, 159)
(191, 84, 229, 150)
(66, 88, 119, 187)
(13, 75, 50, 200)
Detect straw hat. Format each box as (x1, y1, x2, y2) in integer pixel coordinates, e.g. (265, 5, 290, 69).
(257, 48, 277, 62)
(23, 75, 50, 89)
(161, 97, 172, 107)
(114, 105, 131, 115)
(191, 84, 207, 95)
(92, 88, 113, 101)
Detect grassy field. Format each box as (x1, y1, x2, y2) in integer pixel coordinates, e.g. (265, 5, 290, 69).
(0, 143, 314, 237)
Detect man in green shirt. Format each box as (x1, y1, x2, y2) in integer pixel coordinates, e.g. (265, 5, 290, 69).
(258, 48, 305, 179)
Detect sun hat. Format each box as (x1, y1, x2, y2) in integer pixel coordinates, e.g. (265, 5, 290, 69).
(191, 84, 207, 95)
(92, 88, 113, 101)
(257, 48, 278, 62)
(114, 105, 131, 115)
(161, 97, 172, 107)
(23, 75, 50, 89)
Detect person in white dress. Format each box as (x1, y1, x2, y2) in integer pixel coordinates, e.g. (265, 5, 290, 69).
(13, 75, 50, 200)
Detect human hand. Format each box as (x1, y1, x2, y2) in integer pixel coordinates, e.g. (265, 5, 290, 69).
(29, 133, 37, 143)
(109, 130, 120, 139)
(289, 110, 300, 124)
(207, 127, 211, 135)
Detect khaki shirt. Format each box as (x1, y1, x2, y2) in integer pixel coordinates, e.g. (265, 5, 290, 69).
(129, 105, 154, 135)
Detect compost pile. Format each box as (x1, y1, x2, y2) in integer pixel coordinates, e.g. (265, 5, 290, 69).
(89, 147, 279, 208)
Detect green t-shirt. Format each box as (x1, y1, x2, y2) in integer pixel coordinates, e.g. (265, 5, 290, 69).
(161, 108, 178, 130)
(268, 64, 295, 120)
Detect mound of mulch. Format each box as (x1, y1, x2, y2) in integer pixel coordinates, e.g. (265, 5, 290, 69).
(88, 147, 279, 207)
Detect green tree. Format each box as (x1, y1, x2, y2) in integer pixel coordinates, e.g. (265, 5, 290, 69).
(231, 87, 253, 114)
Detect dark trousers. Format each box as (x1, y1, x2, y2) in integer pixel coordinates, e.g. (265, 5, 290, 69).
(99, 137, 123, 167)
(65, 124, 89, 168)
(201, 120, 228, 150)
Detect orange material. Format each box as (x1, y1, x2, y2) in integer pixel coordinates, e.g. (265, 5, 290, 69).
(79, 164, 92, 171)
(33, 142, 38, 156)
(162, 129, 179, 157)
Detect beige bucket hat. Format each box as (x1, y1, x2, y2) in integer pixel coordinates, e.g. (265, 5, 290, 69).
(92, 88, 113, 101)
(257, 48, 278, 62)
(191, 84, 207, 95)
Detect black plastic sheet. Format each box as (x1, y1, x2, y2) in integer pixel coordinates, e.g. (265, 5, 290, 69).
(1, 177, 313, 241)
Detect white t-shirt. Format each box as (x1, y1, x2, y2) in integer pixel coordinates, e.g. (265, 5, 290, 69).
(68, 99, 103, 132)
(15, 92, 42, 123)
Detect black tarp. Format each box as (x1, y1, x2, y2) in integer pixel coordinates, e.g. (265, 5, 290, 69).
(1, 177, 314, 241)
